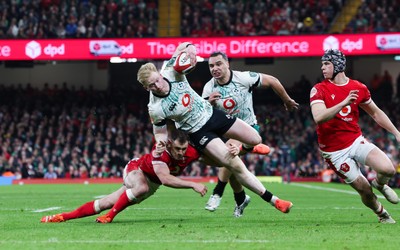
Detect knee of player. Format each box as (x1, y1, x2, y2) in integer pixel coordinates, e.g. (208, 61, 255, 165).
(385, 166, 396, 177)
(135, 183, 150, 196)
(246, 133, 262, 146)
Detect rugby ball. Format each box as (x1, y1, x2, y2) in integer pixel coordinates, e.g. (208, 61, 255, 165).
(173, 52, 196, 74)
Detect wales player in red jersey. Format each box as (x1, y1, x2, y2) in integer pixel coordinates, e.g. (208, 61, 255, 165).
(310, 49, 400, 224)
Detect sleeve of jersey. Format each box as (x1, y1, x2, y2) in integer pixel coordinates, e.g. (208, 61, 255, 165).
(202, 82, 212, 99)
(148, 105, 166, 126)
(238, 71, 261, 88)
(186, 145, 201, 163)
(155, 151, 171, 165)
(361, 83, 372, 104)
(310, 85, 325, 106)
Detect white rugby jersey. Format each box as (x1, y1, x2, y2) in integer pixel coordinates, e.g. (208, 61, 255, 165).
(202, 70, 261, 125)
(147, 58, 213, 133)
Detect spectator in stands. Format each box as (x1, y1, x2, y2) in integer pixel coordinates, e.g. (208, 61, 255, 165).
(44, 163, 57, 179)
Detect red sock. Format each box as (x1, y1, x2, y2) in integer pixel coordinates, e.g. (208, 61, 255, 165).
(107, 191, 131, 220)
(62, 201, 96, 220)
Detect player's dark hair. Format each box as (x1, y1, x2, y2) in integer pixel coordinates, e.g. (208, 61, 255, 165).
(210, 51, 229, 61)
(169, 129, 189, 144)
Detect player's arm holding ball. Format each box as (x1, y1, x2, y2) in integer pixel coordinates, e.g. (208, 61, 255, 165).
(173, 42, 197, 65)
(172, 42, 197, 75)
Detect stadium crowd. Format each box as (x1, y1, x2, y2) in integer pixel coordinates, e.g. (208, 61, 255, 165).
(0, 0, 399, 39)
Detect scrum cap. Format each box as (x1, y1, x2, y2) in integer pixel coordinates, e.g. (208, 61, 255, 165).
(321, 49, 346, 74)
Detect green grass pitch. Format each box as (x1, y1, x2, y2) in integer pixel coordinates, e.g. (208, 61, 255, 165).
(0, 182, 399, 250)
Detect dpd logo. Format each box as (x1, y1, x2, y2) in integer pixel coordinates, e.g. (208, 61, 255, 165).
(323, 36, 339, 50)
(25, 41, 41, 59)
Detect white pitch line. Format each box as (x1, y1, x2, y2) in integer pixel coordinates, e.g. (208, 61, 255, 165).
(0, 239, 270, 244)
(290, 183, 386, 199)
(32, 207, 62, 213)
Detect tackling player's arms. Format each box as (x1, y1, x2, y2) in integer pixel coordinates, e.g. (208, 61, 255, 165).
(153, 162, 207, 196)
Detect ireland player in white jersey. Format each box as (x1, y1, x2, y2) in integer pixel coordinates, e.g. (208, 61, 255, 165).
(203, 70, 260, 125)
(202, 51, 299, 217)
(148, 60, 213, 133)
(137, 42, 294, 216)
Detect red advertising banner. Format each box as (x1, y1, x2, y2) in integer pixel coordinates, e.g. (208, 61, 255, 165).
(0, 33, 399, 61)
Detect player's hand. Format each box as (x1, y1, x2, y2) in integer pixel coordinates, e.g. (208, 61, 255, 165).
(227, 142, 240, 156)
(343, 90, 359, 105)
(185, 45, 197, 66)
(284, 98, 299, 111)
(193, 183, 208, 196)
(152, 140, 166, 158)
(208, 92, 221, 105)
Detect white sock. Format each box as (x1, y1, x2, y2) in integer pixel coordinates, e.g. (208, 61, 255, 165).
(269, 195, 278, 206)
(126, 189, 137, 202)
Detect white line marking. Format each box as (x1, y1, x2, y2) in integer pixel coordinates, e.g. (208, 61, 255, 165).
(0, 239, 270, 244)
(290, 183, 386, 199)
(32, 207, 62, 213)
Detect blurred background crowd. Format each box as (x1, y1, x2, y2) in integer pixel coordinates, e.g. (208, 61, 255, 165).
(0, 0, 398, 39)
(0, 0, 400, 187)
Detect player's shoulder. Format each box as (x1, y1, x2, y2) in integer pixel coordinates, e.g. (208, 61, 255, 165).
(349, 78, 368, 90)
(160, 150, 172, 163)
(232, 70, 259, 79)
(186, 144, 201, 159)
(204, 78, 214, 87)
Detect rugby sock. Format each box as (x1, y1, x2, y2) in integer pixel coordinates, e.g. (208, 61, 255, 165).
(241, 145, 254, 153)
(107, 190, 136, 220)
(374, 203, 385, 216)
(234, 190, 246, 205)
(62, 200, 96, 220)
(260, 190, 273, 203)
(213, 178, 228, 197)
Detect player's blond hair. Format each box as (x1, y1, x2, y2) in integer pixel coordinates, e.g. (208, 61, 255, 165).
(137, 63, 158, 86)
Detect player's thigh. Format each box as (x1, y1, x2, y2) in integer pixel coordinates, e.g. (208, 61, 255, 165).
(364, 147, 396, 175)
(224, 119, 261, 146)
(204, 138, 233, 166)
(125, 170, 149, 191)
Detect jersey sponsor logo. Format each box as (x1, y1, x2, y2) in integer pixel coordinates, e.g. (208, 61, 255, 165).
(339, 105, 351, 116)
(223, 99, 236, 109)
(331, 94, 335, 99)
(339, 162, 350, 173)
(182, 93, 191, 107)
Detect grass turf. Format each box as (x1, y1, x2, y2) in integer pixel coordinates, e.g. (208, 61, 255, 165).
(0, 182, 398, 250)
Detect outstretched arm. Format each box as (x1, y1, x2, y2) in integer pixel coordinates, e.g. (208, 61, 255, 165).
(361, 100, 400, 142)
(153, 162, 208, 196)
(260, 74, 299, 111)
(153, 124, 168, 145)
